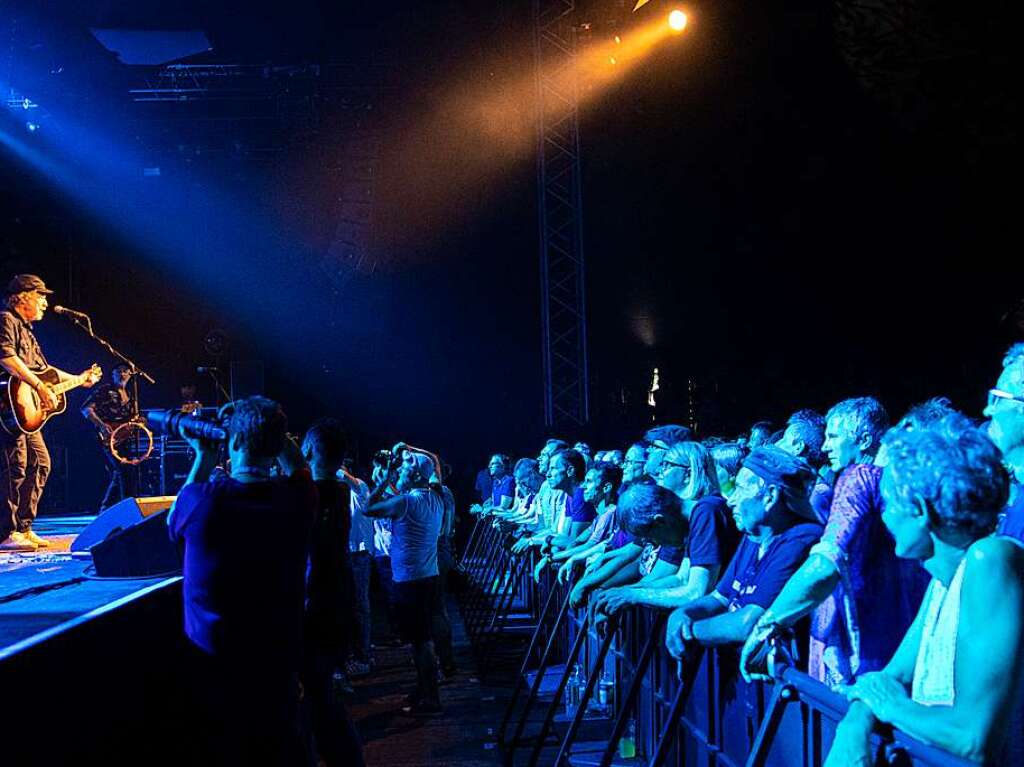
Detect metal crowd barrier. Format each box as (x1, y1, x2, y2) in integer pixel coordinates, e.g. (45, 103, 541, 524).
(458, 525, 978, 767)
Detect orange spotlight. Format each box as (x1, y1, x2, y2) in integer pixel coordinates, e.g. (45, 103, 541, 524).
(668, 10, 688, 32)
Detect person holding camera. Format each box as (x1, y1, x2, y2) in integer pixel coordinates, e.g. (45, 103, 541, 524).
(365, 446, 445, 716)
(167, 396, 316, 766)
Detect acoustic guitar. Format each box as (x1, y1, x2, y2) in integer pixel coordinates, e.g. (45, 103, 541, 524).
(0, 364, 103, 435)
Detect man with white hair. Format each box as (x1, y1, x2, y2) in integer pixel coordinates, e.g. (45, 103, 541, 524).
(365, 448, 444, 716)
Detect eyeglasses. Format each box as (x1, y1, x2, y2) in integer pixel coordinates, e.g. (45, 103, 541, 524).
(988, 388, 1024, 408)
(658, 459, 691, 475)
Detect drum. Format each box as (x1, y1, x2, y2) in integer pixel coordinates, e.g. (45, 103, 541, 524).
(109, 420, 155, 465)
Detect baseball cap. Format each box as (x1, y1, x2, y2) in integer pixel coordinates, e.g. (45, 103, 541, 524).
(6, 274, 53, 295)
(742, 446, 817, 521)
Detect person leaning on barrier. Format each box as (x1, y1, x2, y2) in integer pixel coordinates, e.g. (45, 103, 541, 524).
(664, 447, 823, 657)
(469, 453, 514, 516)
(490, 458, 544, 527)
(593, 442, 737, 618)
(533, 462, 621, 582)
(511, 448, 588, 555)
(509, 440, 570, 549)
(741, 397, 928, 688)
(565, 445, 649, 607)
(824, 415, 1024, 767)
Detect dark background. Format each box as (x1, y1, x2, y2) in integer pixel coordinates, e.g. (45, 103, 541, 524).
(1, 0, 1020, 512)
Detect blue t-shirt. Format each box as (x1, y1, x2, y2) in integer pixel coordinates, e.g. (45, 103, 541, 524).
(999, 485, 1024, 543)
(390, 487, 444, 583)
(715, 521, 824, 609)
(491, 475, 515, 507)
(566, 486, 596, 524)
(168, 470, 317, 667)
(659, 495, 736, 568)
(475, 469, 494, 503)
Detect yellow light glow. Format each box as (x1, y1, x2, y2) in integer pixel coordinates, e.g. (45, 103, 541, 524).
(668, 10, 688, 31)
(609, 56, 617, 65)
(614, 35, 621, 44)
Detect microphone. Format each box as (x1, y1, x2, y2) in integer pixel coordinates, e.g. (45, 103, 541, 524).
(196, 366, 219, 374)
(52, 305, 89, 319)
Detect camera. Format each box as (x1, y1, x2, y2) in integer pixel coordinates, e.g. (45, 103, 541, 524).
(147, 410, 228, 443)
(372, 449, 392, 468)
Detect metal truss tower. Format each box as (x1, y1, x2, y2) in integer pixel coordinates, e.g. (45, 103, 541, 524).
(534, 0, 590, 430)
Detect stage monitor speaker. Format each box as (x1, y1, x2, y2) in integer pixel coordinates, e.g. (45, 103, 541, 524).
(90, 508, 181, 578)
(70, 496, 176, 552)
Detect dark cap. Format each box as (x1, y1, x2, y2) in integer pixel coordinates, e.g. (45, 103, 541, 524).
(742, 446, 817, 521)
(6, 274, 53, 295)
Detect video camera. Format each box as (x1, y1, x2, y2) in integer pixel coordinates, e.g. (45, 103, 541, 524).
(147, 410, 229, 443)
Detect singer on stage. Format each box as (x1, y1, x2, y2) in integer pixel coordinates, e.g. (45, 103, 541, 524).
(0, 274, 100, 551)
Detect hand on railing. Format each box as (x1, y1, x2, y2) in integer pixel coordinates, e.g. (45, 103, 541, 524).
(665, 606, 694, 659)
(823, 702, 876, 767)
(569, 580, 591, 609)
(533, 555, 550, 583)
(739, 609, 783, 682)
(556, 558, 577, 583)
(845, 673, 909, 726)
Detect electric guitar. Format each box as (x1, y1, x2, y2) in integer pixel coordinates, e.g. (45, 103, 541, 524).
(0, 364, 103, 435)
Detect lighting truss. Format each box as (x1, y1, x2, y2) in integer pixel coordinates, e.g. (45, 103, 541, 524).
(534, 0, 591, 429)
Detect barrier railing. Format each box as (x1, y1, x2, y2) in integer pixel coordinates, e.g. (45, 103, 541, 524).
(460, 527, 979, 767)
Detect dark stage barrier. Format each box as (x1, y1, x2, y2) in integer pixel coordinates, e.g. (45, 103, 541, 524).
(459, 516, 979, 767)
(0, 577, 190, 767)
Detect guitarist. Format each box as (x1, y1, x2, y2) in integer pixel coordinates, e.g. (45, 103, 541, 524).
(0, 274, 99, 552)
(81, 364, 137, 509)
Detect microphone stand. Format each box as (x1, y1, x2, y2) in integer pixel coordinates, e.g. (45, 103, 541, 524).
(60, 312, 156, 396)
(202, 368, 231, 408)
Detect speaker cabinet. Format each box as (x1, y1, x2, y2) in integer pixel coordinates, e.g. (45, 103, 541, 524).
(70, 496, 176, 552)
(90, 508, 181, 578)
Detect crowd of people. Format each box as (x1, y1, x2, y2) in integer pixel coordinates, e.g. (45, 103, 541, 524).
(472, 343, 1024, 766)
(152, 341, 1024, 766)
(166, 401, 461, 765)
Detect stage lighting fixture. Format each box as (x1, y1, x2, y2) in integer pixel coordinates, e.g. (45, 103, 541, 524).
(669, 10, 688, 31)
(25, 122, 39, 132)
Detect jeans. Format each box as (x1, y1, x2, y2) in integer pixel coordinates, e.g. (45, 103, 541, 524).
(433, 538, 455, 671)
(301, 636, 365, 766)
(1, 429, 50, 539)
(373, 555, 401, 636)
(349, 551, 372, 663)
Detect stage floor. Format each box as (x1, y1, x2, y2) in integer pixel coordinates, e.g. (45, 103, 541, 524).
(0, 515, 180, 655)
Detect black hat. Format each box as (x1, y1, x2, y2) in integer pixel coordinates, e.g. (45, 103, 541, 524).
(6, 274, 53, 295)
(742, 446, 818, 521)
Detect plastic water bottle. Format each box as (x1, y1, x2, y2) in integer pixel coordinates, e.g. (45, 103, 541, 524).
(618, 719, 637, 759)
(597, 670, 614, 714)
(565, 663, 582, 717)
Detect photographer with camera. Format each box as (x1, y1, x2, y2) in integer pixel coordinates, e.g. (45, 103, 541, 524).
(364, 445, 445, 716)
(166, 396, 316, 766)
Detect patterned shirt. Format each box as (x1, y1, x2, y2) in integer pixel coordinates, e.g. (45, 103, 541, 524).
(808, 463, 929, 687)
(0, 309, 47, 371)
(82, 382, 133, 425)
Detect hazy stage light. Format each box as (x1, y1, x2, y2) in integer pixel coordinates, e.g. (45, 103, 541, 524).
(26, 122, 39, 132)
(669, 10, 688, 31)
